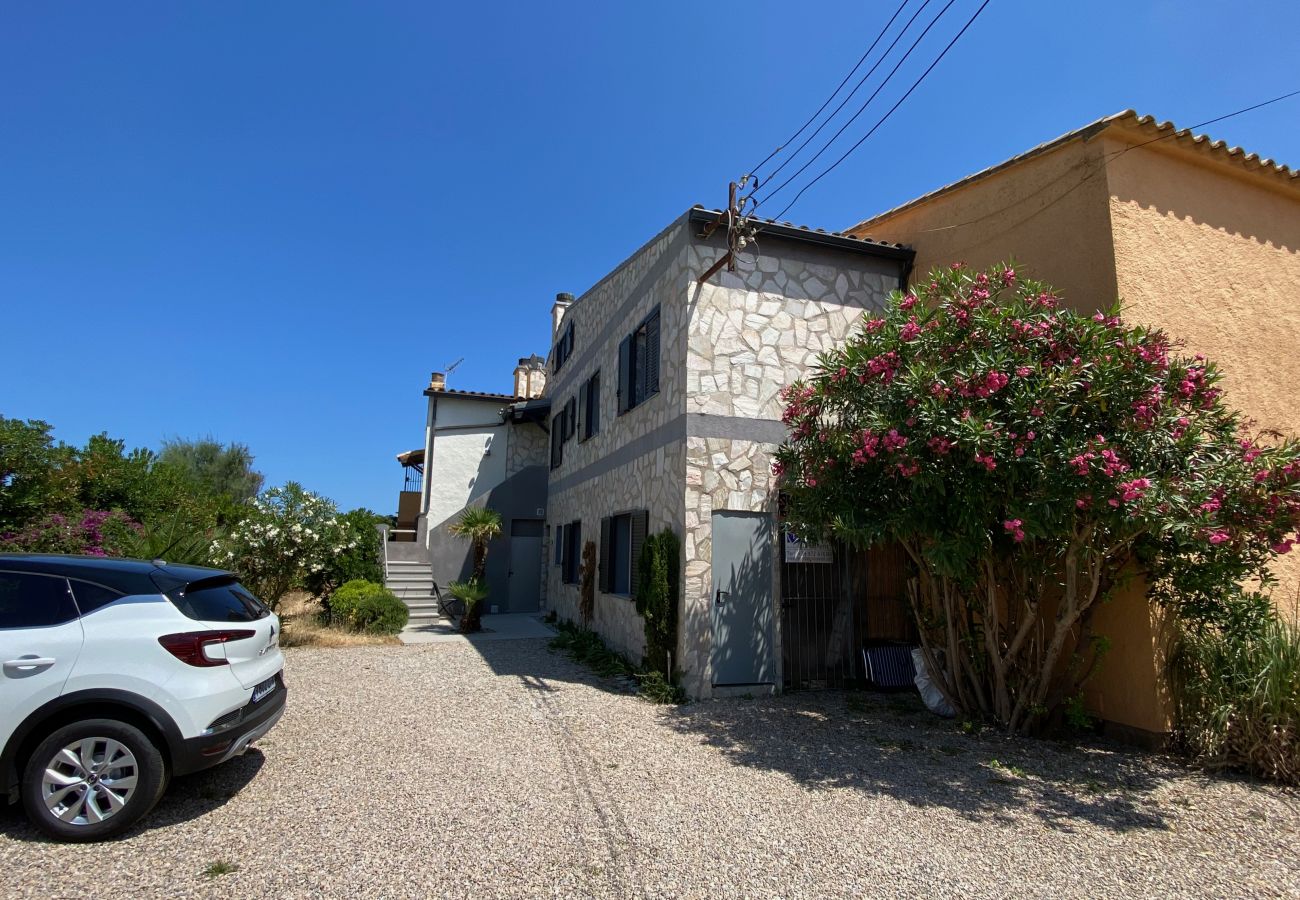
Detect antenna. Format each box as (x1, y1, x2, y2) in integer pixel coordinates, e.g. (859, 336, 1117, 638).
(445, 357, 464, 376)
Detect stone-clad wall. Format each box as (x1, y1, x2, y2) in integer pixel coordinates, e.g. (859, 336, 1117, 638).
(505, 420, 549, 478)
(544, 218, 692, 663)
(679, 237, 903, 697)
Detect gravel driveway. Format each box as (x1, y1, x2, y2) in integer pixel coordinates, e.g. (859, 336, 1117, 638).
(3, 637, 1297, 899)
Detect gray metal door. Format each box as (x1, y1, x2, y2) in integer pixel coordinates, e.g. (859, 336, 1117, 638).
(506, 519, 544, 613)
(710, 510, 775, 686)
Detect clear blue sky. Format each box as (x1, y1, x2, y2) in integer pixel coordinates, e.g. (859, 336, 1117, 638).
(2, 1, 1297, 513)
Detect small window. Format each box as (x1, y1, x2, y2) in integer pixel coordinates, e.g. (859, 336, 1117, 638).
(550, 412, 564, 469)
(0, 572, 78, 629)
(552, 320, 575, 374)
(617, 307, 660, 415)
(168, 578, 271, 623)
(599, 511, 648, 596)
(579, 371, 601, 441)
(69, 580, 123, 616)
(562, 397, 577, 443)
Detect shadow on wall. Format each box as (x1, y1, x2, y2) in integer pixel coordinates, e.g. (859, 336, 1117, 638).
(707, 510, 778, 690)
(1108, 155, 1300, 253)
(425, 464, 548, 604)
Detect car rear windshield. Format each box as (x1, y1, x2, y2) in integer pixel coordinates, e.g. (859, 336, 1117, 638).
(167, 577, 271, 623)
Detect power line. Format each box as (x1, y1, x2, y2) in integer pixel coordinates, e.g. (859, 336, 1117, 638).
(755, 0, 962, 212)
(746, 0, 915, 183)
(771, 0, 994, 221)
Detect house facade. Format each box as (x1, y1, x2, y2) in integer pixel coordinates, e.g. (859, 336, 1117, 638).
(542, 208, 912, 698)
(848, 109, 1300, 740)
(391, 358, 551, 618)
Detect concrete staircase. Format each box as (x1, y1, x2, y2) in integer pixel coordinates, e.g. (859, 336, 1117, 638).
(384, 560, 442, 624)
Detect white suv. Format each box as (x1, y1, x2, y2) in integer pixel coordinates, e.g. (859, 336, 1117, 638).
(0, 554, 285, 842)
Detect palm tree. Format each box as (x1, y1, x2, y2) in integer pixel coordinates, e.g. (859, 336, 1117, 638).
(448, 507, 502, 631)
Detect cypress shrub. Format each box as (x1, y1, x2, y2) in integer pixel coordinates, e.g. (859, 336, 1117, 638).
(634, 528, 679, 678)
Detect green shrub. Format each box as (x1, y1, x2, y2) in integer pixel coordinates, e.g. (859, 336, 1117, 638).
(327, 579, 408, 635)
(1171, 617, 1300, 784)
(303, 507, 385, 599)
(549, 620, 684, 704)
(634, 529, 679, 678)
(448, 579, 489, 633)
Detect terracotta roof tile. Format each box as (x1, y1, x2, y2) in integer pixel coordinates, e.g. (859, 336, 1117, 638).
(849, 108, 1298, 232)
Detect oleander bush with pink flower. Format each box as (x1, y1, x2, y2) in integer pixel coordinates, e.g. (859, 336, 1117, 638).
(774, 262, 1300, 737)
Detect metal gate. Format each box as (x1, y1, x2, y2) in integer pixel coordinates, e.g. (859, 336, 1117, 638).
(779, 530, 856, 690)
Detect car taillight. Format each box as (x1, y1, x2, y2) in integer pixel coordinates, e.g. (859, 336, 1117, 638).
(158, 630, 256, 667)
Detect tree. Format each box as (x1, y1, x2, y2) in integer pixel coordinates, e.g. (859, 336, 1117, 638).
(0, 417, 78, 534)
(158, 437, 263, 504)
(775, 263, 1300, 734)
(210, 483, 356, 610)
(303, 507, 385, 599)
(448, 506, 502, 632)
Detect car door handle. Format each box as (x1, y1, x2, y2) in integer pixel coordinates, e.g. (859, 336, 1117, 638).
(4, 657, 56, 672)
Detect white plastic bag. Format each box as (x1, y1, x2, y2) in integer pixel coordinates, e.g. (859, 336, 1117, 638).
(911, 647, 956, 718)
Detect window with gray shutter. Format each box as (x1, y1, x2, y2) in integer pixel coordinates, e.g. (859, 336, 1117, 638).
(617, 307, 661, 415)
(629, 510, 649, 597)
(598, 517, 611, 592)
(617, 335, 632, 414)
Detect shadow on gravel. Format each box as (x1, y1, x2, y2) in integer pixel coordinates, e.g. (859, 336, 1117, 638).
(0, 749, 264, 843)
(471, 636, 639, 697)
(659, 690, 1180, 833)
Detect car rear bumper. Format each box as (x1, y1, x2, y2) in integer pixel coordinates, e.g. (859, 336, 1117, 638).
(172, 677, 287, 777)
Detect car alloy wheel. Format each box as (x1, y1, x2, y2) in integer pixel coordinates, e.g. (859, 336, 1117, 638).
(21, 718, 168, 842)
(41, 736, 140, 825)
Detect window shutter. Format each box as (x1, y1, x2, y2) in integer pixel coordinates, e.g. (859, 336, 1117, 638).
(566, 397, 577, 440)
(569, 522, 581, 584)
(645, 310, 660, 396)
(617, 335, 632, 414)
(633, 327, 648, 408)
(577, 382, 587, 441)
(599, 517, 611, 592)
(589, 371, 600, 436)
(565, 321, 574, 363)
(556, 524, 565, 566)
(629, 510, 649, 598)
(550, 420, 562, 469)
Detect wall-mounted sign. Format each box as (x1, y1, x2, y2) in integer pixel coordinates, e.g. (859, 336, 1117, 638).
(785, 532, 833, 564)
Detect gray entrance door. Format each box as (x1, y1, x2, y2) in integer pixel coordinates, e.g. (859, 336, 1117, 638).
(710, 510, 775, 687)
(506, 519, 544, 613)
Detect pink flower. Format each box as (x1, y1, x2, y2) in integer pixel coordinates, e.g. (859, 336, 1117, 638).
(899, 294, 918, 311)
(1001, 266, 1016, 286)
(805, 477, 818, 488)
(974, 452, 997, 472)
(1003, 519, 1025, 542)
(1015, 366, 1032, 377)
(1076, 495, 1092, 509)
(899, 318, 922, 342)
(1207, 530, 1230, 546)
(927, 436, 954, 455)
(882, 429, 909, 453)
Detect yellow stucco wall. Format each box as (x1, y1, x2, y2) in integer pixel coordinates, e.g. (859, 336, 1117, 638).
(1104, 131, 1300, 616)
(849, 126, 1300, 735)
(847, 135, 1121, 307)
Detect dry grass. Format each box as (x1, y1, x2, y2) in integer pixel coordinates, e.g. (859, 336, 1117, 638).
(277, 592, 400, 649)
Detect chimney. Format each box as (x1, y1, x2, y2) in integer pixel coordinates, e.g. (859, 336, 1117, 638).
(513, 359, 528, 398)
(428, 371, 446, 392)
(551, 291, 574, 339)
(513, 355, 548, 399)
